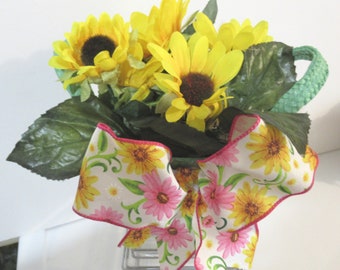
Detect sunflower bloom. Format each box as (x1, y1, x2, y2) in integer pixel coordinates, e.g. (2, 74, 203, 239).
(246, 124, 291, 175)
(117, 141, 166, 175)
(229, 182, 277, 226)
(174, 167, 199, 191)
(194, 12, 272, 51)
(303, 145, 318, 171)
(131, 0, 189, 53)
(180, 190, 198, 217)
(123, 228, 152, 248)
(148, 32, 244, 131)
(74, 159, 100, 210)
(243, 234, 258, 268)
(49, 13, 130, 88)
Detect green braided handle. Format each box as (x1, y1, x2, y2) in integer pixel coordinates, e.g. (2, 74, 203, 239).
(271, 46, 328, 113)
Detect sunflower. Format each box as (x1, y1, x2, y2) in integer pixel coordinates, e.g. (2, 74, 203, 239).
(193, 12, 272, 51)
(180, 190, 198, 217)
(116, 141, 166, 175)
(243, 234, 258, 268)
(123, 228, 152, 248)
(74, 159, 100, 210)
(303, 145, 318, 171)
(148, 32, 244, 131)
(174, 167, 199, 191)
(130, 0, 189, 54)
(229, 182, 277, 227)
(49, 13, 130, 89)
(246, 124, 291, 175)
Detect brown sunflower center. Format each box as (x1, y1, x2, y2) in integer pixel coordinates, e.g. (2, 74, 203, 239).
(81, 35, 116, 66)
(245, 202, 259, 217)
(267, 140, 281, 156)
(157, 192, 169, 204)
(184, 194, 194, 209)
(132, 230, 143, 240)
(180, 73, 214, 106)
(133, 148, 148, 162)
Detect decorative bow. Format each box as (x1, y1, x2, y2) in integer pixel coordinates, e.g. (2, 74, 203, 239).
(73, 114, 317, 269)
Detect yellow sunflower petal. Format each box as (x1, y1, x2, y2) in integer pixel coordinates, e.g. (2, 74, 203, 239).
(186, 106, 210, 131)
(203, 41, 226, 75)
(233, 32, 255, 50)
(171, 97, 190, 109)
(166, 104, 186, 122)
(190, 35, 209, 73)
(190, 104, 211, 119)
(154, 73, 181, 94)
(193, 12, 218, 45)
(169, 32, 190, 76)
(63, 74, 86, 89)
(147, 43, 180, 79)
(94, 51, 117, 71)
(212, 50, 244, 87)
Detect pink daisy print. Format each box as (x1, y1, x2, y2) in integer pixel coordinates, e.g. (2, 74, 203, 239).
(139, 170, 182, 221)
(202, 171, 235, 215)
(194, 256, 205, 270)
(211, 143, 239, 167)
(152, 219, 193, 250)
(201, 215, 215, 228)
(89, 205, 123, 223)
(217, 227, 251, 258)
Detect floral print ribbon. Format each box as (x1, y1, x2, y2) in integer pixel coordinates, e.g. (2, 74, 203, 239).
(73, 114, 317, 269)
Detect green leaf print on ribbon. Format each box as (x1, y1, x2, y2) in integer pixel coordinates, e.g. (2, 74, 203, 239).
(118, 177, 146, 224)
(252, 168, 287, 188)
(207, 255, 229, 270)
(158, 242, 180, 266)
(224, 173, 249, 189)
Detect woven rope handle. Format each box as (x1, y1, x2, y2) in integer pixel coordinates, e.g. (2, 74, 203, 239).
(271, 46, 329, 113)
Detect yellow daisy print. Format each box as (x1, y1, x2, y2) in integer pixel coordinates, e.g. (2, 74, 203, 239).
(243, 234, 258, 268)
(117, 142, 166, 175)
(180, 190, 198, 217)
(49, 13, 130, 88)
(303, 145, 318, 171)
(174, 167, 199, 191)
(193, 12, 272, 51)
(229, 182, 277, 226)
(123, 228, 152, 248)
(130, 0, 189, 53)
(246, 124, 291, 175)
(148, 32, 244, 131)
(74, 159, 100, 210)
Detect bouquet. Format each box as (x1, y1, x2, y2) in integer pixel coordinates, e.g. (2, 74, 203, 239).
(7, 0, 328, 269)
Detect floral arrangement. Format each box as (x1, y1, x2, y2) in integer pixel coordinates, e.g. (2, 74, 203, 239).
(7, 0, 328, 269)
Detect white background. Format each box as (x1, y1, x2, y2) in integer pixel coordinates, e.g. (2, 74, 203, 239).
(0, 0, 339, 269)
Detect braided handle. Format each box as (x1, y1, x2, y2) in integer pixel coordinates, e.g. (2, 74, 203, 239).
(271, 46, 328, 113)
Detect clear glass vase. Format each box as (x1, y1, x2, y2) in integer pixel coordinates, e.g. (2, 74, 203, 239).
(122, 236, 240, 270)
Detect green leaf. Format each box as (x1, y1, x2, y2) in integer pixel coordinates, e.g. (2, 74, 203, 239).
(132, 116, 224, 158)
(228, 42, 297, 111)
(119, 101, 225, 158)
(198, 178, 210, 188)
(7, 96, 131, 180)
(278, 185, 292, 194)
(97, 130, 108, 153)
(255, 111, 311, 154)
(224, 173, 248, 188)
(118, 178, 144, 195)
(182, 0, 218, 35)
